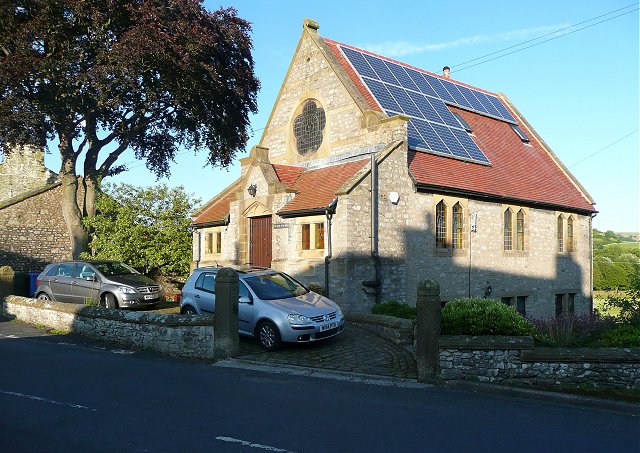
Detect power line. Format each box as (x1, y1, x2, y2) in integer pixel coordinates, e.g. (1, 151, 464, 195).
(568, 130, 639, 168)
(453, 4, 638, 73)
(449, 3, 638, 71)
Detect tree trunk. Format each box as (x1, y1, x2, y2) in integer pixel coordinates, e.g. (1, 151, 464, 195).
(83, 175, 100, 218)
(59, 147, 88, 259)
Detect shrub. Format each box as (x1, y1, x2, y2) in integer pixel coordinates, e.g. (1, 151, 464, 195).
(597, 324, 640, 347)
(602, 290, 640, 325)
(372, 300, 416, 320)
(441, 298, 536, 336)
(530, 314, 612, 347)
(307, 282, 325, 296)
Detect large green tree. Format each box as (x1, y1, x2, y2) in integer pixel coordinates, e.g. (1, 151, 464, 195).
(0, 0, 259, 257)
(82, 183, 199, 276)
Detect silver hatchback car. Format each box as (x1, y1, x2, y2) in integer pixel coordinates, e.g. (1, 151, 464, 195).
(180, 267, 345, 350)
(35, 260, 163, 309)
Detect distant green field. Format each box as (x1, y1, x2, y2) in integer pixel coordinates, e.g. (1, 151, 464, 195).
(603, 242, 639, 250)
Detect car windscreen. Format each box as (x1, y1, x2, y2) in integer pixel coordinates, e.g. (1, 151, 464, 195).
(243, 273, 308, 300)
(93, 262, 139, 277)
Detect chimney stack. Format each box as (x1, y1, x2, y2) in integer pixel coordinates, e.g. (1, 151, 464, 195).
(443, 66, 451, 79)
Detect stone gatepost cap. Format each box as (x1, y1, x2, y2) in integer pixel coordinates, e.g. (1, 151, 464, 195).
(215, 267, 239, 283)
(417, 279, 440, 295)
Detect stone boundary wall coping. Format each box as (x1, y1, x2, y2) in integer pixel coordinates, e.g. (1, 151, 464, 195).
(522, 347, 640, 363)
(346, 312, 414, 329)
(439, 335, 535, 350)
(4, 295, 214, 326)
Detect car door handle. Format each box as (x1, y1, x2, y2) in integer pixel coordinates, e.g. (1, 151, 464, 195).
(72, 281, 77, 285)
(195, 294, 200, 299)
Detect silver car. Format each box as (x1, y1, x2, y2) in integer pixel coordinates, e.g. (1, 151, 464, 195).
(180, 267, 345, 350)
(35, 260, 163, 309)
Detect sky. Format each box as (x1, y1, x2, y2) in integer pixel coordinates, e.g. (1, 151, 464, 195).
(43, 1, 640, 232)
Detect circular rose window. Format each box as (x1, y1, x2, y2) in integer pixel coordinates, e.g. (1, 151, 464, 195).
(293, 100, 326, 155)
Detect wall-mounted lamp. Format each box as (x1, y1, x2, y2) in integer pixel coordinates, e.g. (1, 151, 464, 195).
(388, 192, 400, 205)
(484, 284, 492, 299)
(247, 184, 257, 197)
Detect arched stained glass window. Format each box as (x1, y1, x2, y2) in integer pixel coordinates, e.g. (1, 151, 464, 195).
(503, 209, 513, 251)
(452, 202, 463, 249)
(436, 201, 447, 248)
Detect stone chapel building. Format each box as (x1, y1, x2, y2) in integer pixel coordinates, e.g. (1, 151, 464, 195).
(191, 19, 596, 317)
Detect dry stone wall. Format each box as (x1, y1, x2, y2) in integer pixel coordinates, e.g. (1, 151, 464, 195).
(2, 295, 214, 359)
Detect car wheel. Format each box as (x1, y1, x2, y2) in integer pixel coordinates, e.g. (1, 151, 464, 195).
(181, 305, 197, 315)
(103, 293, 118, 309)
(36, 292, 50, 301)
(257, 320, 281, 351)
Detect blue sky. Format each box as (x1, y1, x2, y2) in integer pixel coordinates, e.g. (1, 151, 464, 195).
(45, 1, 640, 232)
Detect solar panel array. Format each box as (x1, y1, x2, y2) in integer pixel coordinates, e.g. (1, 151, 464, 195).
(339, 45, 518, 165)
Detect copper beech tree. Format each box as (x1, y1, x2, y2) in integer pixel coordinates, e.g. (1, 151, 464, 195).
(0, 0, 259, 257)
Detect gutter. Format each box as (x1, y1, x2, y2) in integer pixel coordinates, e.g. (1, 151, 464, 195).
(191, 213, 231, 229)
(414, 182, 597, 216)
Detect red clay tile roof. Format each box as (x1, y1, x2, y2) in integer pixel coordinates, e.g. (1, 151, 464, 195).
(409, 107, 595, 212)
(272, 164, 305, 188)
(278, 160, 368, 214)
(192, 184, 238, 225)
(324, 38, 595, 213)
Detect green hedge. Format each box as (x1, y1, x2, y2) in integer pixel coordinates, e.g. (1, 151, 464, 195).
(441, 298, 537, 336)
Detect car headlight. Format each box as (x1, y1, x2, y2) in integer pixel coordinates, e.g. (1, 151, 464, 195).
(118, 286, 136, 294)
(288, 314, 311, 325)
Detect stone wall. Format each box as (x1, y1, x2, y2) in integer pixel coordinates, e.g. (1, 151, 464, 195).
(352, 313, 639, 391)
(0, 183, 72, 272)
(439, 336, 639, 391)
(2, 295, 214, 359)
(0, 146, 57, 203)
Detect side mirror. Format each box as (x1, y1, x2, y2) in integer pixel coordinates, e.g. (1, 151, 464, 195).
(238, 296, 252, 304)
(86, 275, 97, 282)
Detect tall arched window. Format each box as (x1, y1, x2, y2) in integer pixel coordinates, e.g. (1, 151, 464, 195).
(503, 209, 513, 251)
(436, 201, 447, 248)
(516, 209, 525, 251)
(567, 216, 574, 252)
(452, 203, 463, 249)
(557, 215, 564, 252)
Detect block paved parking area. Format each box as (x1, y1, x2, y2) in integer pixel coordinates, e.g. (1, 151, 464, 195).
(237, 323, 417, 379)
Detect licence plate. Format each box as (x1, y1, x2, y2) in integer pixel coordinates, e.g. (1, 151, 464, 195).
(320, 322, 337, 332)
(144, 295, 155, 300)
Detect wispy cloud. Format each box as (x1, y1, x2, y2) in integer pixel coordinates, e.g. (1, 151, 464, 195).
(359, 24, 571, 57)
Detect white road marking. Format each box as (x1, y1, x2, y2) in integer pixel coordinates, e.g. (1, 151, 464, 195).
(0, 390, 98, 412)
(111, 349, 135, 355)
(215, 436, 294, 452)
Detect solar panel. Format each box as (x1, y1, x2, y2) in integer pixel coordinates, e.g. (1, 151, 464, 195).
(339, 44, 522, 165)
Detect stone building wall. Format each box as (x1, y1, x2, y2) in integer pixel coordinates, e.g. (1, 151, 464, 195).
(0, 184, 72, 272)
(0, 146, 57, 203)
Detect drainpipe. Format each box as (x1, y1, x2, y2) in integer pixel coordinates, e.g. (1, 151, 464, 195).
(362, 152, 382, 304)
(195, 230, 202, 268)
(324, 198, 338, 297)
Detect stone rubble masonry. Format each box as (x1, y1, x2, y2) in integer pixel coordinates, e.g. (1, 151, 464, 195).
(0, 183, 72, 272)
(0, 146, 57, 203)
(2, 295, 214, 360)
(352, 314, 638, 390)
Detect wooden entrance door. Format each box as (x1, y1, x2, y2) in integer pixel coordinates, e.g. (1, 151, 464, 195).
(250, 216, 272, 268)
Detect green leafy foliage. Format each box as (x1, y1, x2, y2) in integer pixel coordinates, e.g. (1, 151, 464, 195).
(372, 300, 417, 320)
(593, 230, 640, 290)
(602, 290, 640, 325)
(0, 1, 259, 257)
(441, 298, 537, 336)
(598, 324, 640, 347)
(81, 183, 199, 276)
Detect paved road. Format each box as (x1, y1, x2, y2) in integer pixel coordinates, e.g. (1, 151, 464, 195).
(1, 318, 638, 453)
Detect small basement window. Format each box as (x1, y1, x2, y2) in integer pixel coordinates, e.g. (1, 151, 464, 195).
(453, 112, 473, 133)
(511, 124, 530, 143)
